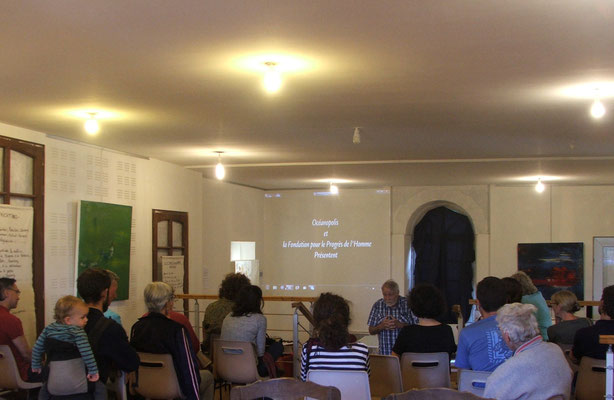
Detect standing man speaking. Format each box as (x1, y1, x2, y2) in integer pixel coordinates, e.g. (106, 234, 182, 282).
(367, 280, 417, 355)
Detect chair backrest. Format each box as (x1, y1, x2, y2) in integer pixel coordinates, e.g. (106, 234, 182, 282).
(575, 356, 606, 400)
(369, 354, 403, 397)
(307, 370, 370, 400)
(135, 352, 183, 400)
(383, 387, 493, 400)
(0, 344, 42, 390)
(400, 352, 450, 390)
(457, 369, 491, 397)
(106, 369, 127, 400)
(213, 339, 260, 384)
(230, 377, 341, 400)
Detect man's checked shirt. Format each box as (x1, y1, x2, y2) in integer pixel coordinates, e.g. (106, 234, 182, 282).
(367, 296, 418, 355)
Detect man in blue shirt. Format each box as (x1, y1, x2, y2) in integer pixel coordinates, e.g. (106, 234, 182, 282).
(455, 277, 512, 371)
(367, 280, 417, 355)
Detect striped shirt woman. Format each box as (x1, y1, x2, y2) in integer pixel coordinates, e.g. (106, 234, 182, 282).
(300, 339, 370, 381)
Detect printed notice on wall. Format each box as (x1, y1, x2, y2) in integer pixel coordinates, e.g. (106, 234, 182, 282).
(161, 255, 184, 295)
(0, 204, 35, 343)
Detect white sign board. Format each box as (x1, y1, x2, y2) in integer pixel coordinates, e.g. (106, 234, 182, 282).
(0, 204, 35, 343)
(161, 255, 184, 295)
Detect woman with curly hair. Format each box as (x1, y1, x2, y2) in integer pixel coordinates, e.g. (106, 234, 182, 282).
(201, 273, 250, 353)
(391, 284, 456, 357)
(300, 293, 370, 381)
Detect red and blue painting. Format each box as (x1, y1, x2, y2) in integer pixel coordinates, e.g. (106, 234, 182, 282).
(517, 242, 584, 300)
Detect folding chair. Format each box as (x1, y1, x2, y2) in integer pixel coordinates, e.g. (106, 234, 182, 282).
(134, 352, 183, 400)
(457, 369, 491, 397)
(230, 377, 341, 400)
(369, 354, 403, 398)
(307, 370, 370, 400)
(0, 345, 42, 399)
(400, 352, 450, 390)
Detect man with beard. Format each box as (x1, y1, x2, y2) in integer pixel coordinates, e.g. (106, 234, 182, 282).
(367, 280, 418, 355)
(76, 268, 139, 393)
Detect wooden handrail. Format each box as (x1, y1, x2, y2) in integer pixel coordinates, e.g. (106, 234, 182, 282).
(600, 335, 614, 345)
(467, 299, 600, 307)
(292, 301, 315, 326)
(176, 294, 318, 302)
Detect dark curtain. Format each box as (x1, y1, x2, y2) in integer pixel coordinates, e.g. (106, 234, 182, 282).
(412, 206, 475, 323)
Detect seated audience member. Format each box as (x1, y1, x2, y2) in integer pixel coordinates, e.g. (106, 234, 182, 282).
(130, 282, 214, 400)
(391, 284, 456, 358)
(0, 277, 40, 382)
(367, 279, 418, 355)
(501, 277, 522, 304)
(202, 272, 250, 353)
(103, 270, 122, 325)
(572, 285, 614, 362)
(455, 277, 512, 371)
(511, 271, 552, 340)
(220, 284, 283, 377)
(32, 296, 99, 398)
(300, 292, 370, 381)
(484, 303, 572, 400)
(548, 290, 591, 346)
(77, 268, 139, 390)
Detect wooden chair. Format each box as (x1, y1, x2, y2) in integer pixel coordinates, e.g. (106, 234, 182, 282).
(400, 352, 450, 390)
(383, 387, 493, 400)
(369, 354, 403, 398)
(575, 356, 606, 400)
(457, 369, 491, 397)
(0, 344, 42, 399)
(230, 377, 341, 400)
(307, 370, 370, 400)
(134, 352, 183, 400)
(213, 339, 262, 385)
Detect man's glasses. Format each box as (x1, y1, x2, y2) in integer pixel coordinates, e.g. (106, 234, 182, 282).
(6, 288, 21, 295)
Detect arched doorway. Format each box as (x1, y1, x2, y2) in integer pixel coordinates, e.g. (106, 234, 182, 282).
(405, 201, 476, 323)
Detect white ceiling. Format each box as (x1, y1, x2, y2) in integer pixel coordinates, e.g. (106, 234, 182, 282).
(2, 1, 614, 189)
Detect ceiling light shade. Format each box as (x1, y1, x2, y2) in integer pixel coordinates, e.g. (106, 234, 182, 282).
(329, 182, 339, 194)
(535, 178, 545, 193)
(591, 99, 606, 119)
(84, 113, 100, 135)
(263, 62, 282, 93)
(215, 152, 225, 180)
(353, 127, 361, 144)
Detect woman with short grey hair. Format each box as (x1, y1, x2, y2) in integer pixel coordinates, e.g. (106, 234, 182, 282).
(511, 271, 552, 340)
(483, 303, 572, 400)
(144, 281, 174, 313)
(130, 282, 214, 400)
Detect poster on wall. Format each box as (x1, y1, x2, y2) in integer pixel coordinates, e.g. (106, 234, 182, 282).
(517, 242, 584, 300)
(0, 204, 35, 344)
(161, 256, 184, 294)
(76, 201, 132, 300)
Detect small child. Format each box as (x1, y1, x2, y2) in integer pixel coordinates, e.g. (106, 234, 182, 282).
(31, 295, 99, 383)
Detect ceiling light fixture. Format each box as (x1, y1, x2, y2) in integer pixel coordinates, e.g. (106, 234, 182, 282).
(84, 112, 100, 135)
(535, 178, 545, 193)
(215, 152, 225, 180)
(353, 127, 361, 144)
(329, 182, 339, 194)
(590, 88, 606, 119)
(263, 62, 282, 93)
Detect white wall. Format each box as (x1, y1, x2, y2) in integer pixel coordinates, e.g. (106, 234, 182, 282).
(0, 123, 205, 340)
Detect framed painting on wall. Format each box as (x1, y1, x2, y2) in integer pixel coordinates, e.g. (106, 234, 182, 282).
(517, 242, 584, 300)
(76, 200, 132, 300)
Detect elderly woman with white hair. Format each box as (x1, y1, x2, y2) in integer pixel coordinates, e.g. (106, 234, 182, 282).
(130, 282, 214, 400)
(484, 303, 572, 400)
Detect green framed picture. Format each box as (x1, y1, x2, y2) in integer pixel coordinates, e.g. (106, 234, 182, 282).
(76, 200, 132, 300)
